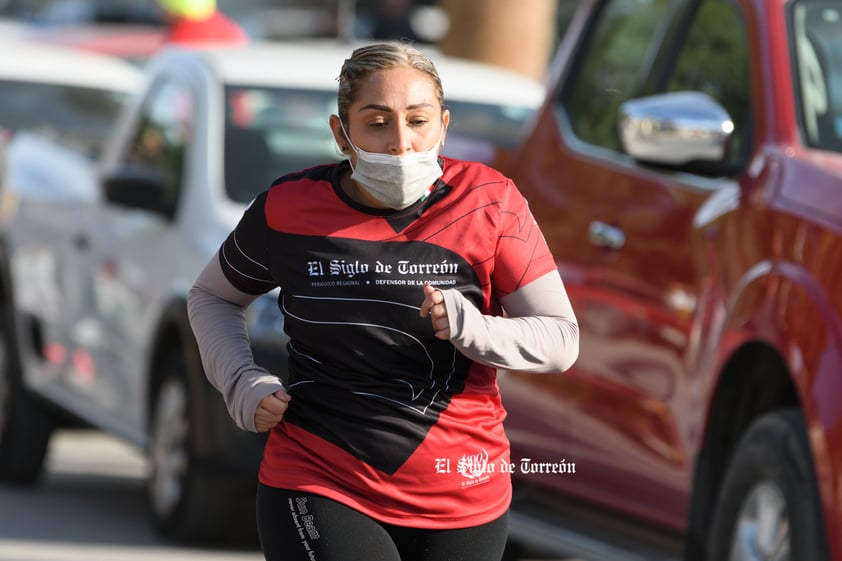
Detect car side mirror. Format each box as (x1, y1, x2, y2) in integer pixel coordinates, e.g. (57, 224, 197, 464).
(102, 166, 176, 220)
(618, 91, 734, 169)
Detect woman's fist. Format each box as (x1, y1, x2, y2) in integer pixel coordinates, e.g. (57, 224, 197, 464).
(254, 388, 291, 432)
(420, 284, 450, 340)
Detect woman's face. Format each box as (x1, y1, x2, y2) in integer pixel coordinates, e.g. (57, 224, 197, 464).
(331, 66, 449, 161)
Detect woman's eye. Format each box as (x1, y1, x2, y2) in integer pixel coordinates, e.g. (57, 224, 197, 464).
(410, 120, 429, 127)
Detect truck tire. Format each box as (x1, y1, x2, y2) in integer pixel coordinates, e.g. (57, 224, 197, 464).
(0, 309, 53, 483)
(147, 348, 256, 543)
(707, 408, 829, 561)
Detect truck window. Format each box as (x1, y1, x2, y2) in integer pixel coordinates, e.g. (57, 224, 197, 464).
(559, 0, 681, 151)
(791, 1, 842, 153)
(124, 77, 194, 218)
(223, 86, 339, 204)
(666, 0, 751, 169)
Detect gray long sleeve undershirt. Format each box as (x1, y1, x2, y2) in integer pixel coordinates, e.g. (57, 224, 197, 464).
(187, 256, 280, 432)
(187, 252, 579, 432)
(442, 269, 579, 373)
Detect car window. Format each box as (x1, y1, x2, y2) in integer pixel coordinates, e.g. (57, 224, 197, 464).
(0, 80, 127, 158)
(224, 86, 340, 203)
(666, 0, 751, 167)
(791, 1, 842, 153)
(559, 0, 681, 151)
(124, 77, 194, 217)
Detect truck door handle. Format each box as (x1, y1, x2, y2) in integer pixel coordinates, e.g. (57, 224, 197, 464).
(588, 221, 625, 249)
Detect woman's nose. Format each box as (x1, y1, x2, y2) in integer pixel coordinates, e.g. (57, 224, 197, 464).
(388, 125, 412, 154)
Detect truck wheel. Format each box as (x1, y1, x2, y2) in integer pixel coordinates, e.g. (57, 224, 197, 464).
(147, 348, 256, 543)
(0, 311, 53, 483)
(707, 408, 829, 561)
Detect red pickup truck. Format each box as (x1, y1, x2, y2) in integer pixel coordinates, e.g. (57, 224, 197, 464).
(496, 0, 842, 560)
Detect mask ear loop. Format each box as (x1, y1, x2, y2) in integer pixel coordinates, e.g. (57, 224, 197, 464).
(338, 119, 360, 171)
(338, 120, 355, 152)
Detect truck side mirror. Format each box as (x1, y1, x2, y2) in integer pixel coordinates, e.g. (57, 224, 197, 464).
(102, 167, 176, 220)
(618, 91, 734, 171)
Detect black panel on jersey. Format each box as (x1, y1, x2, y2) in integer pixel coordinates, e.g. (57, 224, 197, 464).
(271, 233, 481, 475)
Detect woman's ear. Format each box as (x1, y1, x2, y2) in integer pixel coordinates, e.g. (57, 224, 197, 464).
(329, 114, 348, 151)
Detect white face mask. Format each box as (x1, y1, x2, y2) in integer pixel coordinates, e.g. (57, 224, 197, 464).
(340, 121, 444, 210)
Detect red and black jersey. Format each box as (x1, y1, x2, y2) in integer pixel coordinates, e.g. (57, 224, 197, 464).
(218, 157, 556, 528)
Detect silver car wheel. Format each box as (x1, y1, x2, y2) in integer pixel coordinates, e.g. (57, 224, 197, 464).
(729, 480, 790, 561)
(150, 376, 190, 517)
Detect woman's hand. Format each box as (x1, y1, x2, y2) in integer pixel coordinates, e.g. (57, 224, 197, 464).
(420, 284, 450, 340)
(254, 388, 292, 432)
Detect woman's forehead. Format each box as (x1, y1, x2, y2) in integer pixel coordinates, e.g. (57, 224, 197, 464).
(352, 67, 440, 109)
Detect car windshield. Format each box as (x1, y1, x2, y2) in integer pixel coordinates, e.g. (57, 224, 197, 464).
(791, 1, 842, 153)
(224, 86, 340, 203)
(0, 80, 128, 158)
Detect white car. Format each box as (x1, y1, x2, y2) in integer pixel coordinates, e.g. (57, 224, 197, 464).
(0, 39, 142, 160)
(0, 41, 142, 468)
(0, 40, 545, 543)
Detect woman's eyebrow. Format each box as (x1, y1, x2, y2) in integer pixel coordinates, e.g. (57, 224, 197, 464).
(358, 102, 436, 112)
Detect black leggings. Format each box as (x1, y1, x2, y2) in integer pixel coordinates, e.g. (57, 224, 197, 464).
(256, 484, 510, 561)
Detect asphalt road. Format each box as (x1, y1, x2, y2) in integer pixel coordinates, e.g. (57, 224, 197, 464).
(0, 429, 263, 561)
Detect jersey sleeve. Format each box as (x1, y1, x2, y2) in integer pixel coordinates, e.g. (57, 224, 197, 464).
(491, 179, 558, 298)
(218, 191, 278, 295)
